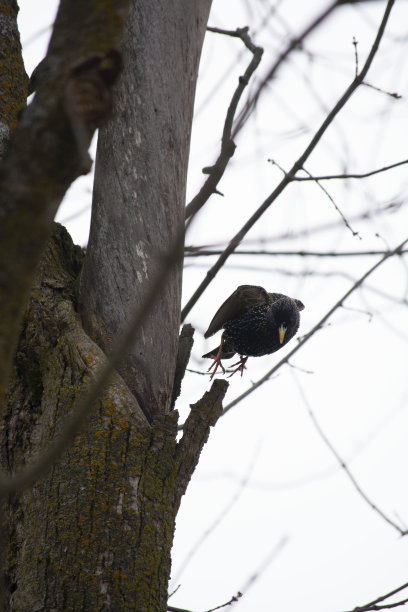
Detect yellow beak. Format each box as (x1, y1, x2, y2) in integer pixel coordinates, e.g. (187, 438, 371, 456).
(279, 324, 287, 345)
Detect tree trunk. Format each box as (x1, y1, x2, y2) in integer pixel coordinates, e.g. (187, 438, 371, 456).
(79, 0, 211, 421)
(0, 2, 231, 611)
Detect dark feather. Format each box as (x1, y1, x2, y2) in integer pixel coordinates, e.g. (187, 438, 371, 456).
(202, 286, 305, 374)
(204, 285, 269, 338)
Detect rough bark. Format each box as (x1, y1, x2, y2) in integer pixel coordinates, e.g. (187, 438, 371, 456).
(79, 0, 212, 421)
(0, 1, 230, 610)
(2, 225, 146, 609)
(1, 225, 228, 610)
(0, 0, 130, 410)
(0, 0, 27, 157)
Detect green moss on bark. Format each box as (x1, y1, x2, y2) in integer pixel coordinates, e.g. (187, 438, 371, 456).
(1, 225, 227, 611)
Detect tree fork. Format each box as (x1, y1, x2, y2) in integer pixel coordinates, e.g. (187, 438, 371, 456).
(1, 225, 228, 610)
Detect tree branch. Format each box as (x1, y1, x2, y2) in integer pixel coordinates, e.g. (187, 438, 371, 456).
(291, 159, 408, 182)
(181, 0, 395, 322)
(174, 379, 228, 499)
(184, 248, 408, 258)
(341, 581, 408, 612)
(291, 370, 407, 536)
(172, 445, 261, 585)
(171, 324, 195, 410)
(232, 0, 341, 137)
(185, 26, 263, 220)
(168, 592, 242, 612)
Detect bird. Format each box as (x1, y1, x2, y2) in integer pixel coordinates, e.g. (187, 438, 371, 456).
(202, 285, 305, 379)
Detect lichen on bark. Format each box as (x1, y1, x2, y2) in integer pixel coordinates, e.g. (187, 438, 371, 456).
(1, 224, 228, 611)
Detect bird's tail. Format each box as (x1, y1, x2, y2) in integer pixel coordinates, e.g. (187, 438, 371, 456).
(202, 346, 236, 360)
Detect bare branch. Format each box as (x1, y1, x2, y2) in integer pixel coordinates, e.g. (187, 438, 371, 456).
(185, 200, 401, 253)
(362, 81, 402, 99)
(232, 0, 341, 136)
(291, 370, 407, 536)
(291, 159, 408, 182)
(167, 592, 242, 612)
(58, 201, 91, 225)
(262, 159, 358, 236)
(174, 379, 229, 499)
(341, 581, 408, 612)
(172, 444, 261, 584)
(184, 248, 408, 258)
(231, 536, 289, 604)
(185, 27, 263, 220)
(204, 593, 243, 612)
(355, 599, 408, 611)
(251, 155, 360, 235)
(297, 166, 359, 236)
(181, 0, 395, 322)
(171, 324, 195, 409)
(352, 36, 359, 77)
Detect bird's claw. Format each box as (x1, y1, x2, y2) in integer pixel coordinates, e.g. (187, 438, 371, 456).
(207, 357, 226, 381)
(227, 356, 248, 378)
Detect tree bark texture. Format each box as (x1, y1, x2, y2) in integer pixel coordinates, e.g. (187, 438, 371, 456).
(0, 0, 130, 411)
(0, 1, 230, 611)
(80, 0, 211, 421)
(0, 0, 27, 157)
(1, 225, 227, 611)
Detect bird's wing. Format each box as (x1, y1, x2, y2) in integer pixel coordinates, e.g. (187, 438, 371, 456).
(204, 285, 269, 338)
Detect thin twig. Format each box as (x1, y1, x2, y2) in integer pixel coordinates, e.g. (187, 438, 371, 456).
(233, 0, 341, 136)
(340, 580, 408, 612)
(181, 0, 395, 322)
(167, 592, 242, 612)
(184, 248, 408, 258)
(185, 200, 402, 252)
(171, 444, 261, 584)
(286, 361, 314, 375)
(204, 592, 243, 612)
(168, 584, 182, 599)
(185, 27, 263, 220)
(194, 1, 281, 122)
(291, 159, 408, 181)
(231, 536, 289, 606)
(300, 166, 358, 236)
(269, 158, 358, 236)
(362, 81, 402, 99)
(58, 201, 91, 224)
(352, 36, 359, 77)
(291, 369, 407, 536)
(349, 596, 408, 611)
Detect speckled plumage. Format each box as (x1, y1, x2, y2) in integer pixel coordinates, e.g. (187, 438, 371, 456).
(202, 285, 304, 378)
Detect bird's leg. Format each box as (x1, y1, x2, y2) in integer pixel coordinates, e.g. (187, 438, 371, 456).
(228, 355, 248, 378)
(207, 337, 226, 380)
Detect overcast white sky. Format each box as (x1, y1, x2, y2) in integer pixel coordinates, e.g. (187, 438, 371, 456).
(19, 2, 408, 611)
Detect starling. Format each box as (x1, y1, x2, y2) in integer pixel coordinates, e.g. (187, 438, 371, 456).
(202, 285, 304, 379)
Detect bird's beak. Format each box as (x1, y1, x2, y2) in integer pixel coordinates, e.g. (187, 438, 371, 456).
(279, 324, 287, 344)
